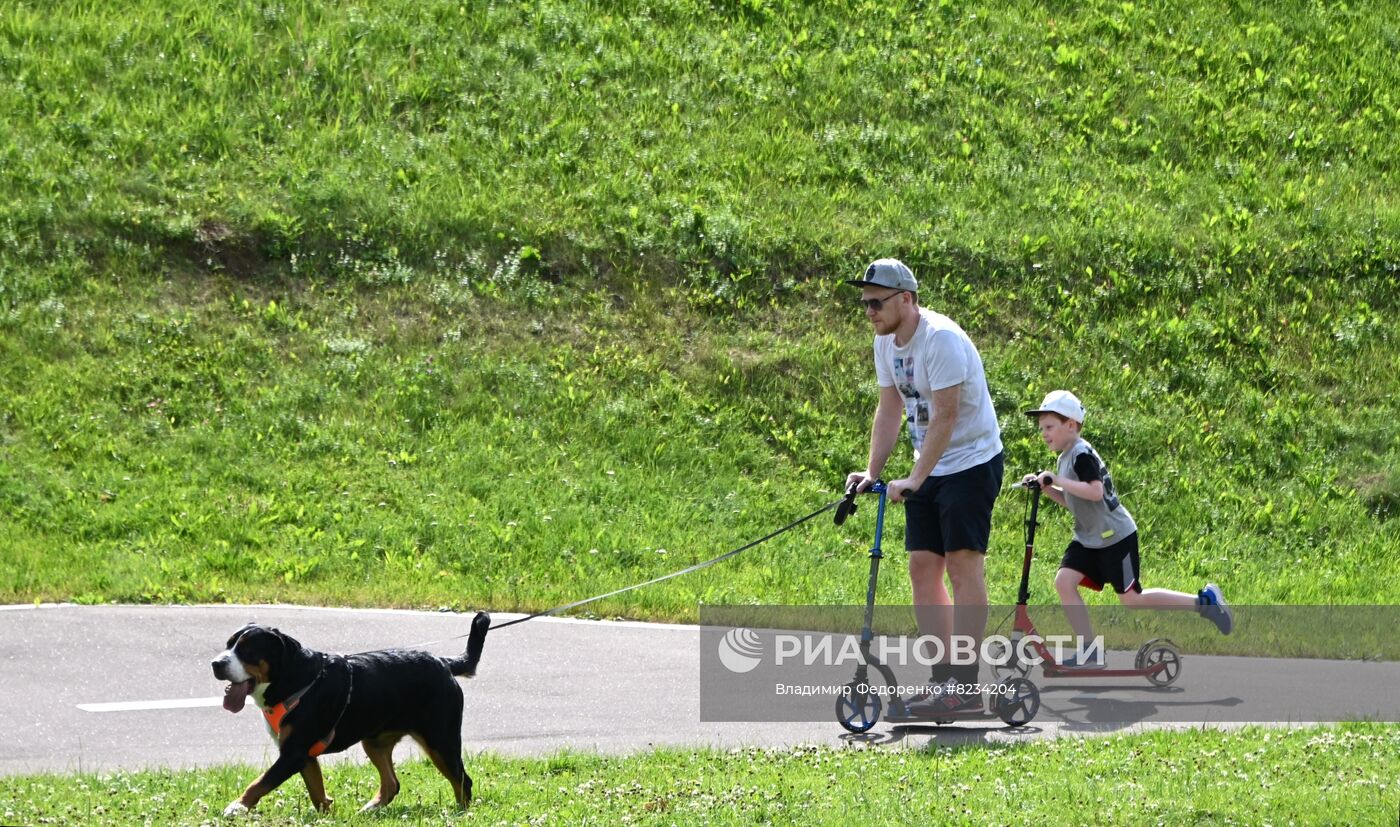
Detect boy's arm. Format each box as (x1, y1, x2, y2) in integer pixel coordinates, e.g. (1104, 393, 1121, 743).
(1041, 484, 1069, 508)
(1041, 473, 1104, 503)
(1044, 450, 1108, 502)
(1022, 471, 1068, 507)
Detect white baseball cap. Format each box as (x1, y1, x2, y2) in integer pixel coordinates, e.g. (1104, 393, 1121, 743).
(1024, 390, 1086, 423)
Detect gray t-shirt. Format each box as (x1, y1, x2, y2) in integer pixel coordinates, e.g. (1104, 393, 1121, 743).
(1057, 438, 1137, 548)
(873, 308, 1002, 476)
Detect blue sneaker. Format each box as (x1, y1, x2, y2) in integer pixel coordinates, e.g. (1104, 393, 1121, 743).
(1199, 583, 1234, 635)
(1058, 651, 1106, 669)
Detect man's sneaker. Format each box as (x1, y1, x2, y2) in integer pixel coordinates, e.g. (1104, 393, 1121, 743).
(1057, 651, 1107, 670)
(898, 683, 938, 705)
(902, 681, 983, 717)
(1198, 583, 1234, 635)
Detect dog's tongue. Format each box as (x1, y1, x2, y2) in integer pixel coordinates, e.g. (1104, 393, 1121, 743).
(223, 680, 253, 713)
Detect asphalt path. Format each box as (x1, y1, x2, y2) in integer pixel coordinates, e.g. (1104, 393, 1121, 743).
(3, 604, 1397, 777)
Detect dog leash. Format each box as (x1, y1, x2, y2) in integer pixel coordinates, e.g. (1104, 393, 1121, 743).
(411, 497, 844, 646)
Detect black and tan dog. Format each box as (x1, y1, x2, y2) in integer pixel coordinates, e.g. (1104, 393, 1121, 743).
(211, 612, 489, 817)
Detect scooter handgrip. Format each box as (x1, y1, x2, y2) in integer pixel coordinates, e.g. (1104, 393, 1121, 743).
(834, 484, 860, 526)
(834, 497, 858, 526)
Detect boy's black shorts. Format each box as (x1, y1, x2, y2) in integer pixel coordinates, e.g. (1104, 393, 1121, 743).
(1061, 532, 1143, 594)
(904, 451, 1004, 555)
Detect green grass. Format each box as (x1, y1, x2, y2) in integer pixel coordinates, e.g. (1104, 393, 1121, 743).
(2, 0, 1396, 617)
(3, 0, 1398, 616)
(5, 725, 1397, 825)
(1, 0, 1396, 282)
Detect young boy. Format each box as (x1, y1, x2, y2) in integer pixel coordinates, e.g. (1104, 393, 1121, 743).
(1022, 390, 1233, 668)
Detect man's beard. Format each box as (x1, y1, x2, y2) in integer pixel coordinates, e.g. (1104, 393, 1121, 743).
(872, 317, 899, 336)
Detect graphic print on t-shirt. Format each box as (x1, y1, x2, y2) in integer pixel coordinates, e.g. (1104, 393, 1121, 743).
(1076, 445, 1122, 512)
(1101, 463, 1121, 511)
(893, 355, 931, 455)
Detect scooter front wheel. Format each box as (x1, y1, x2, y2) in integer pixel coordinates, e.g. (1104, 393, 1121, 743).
(835, 681, 882, 733)
(994, 678, 1040, 726)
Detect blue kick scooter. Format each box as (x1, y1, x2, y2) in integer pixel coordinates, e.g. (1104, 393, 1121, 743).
(832, 480, 1041, 731)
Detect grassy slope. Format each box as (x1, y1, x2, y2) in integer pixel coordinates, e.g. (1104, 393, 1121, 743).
(2, 265, 1397, 614)
(2, 0, 1396, 276)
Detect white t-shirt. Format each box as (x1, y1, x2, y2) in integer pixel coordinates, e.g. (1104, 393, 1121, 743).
(874, 308, 1002, 476)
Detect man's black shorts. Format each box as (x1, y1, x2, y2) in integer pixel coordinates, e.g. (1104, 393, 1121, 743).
(1061, 532, 1144, 594)
(904, 451, 1004, 555)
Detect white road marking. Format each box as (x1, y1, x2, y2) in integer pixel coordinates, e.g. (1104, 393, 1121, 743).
(78, 697, 224, 712)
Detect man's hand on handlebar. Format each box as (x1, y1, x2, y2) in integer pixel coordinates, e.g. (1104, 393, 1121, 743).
(887, 477, 919, 503)
(844, 472, 877, 495)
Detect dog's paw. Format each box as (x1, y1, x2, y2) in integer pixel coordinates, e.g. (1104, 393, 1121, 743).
(223, 801, 250, 818)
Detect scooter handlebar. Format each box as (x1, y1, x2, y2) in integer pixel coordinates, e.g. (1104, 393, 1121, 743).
(844, 478, 887, 493)
(835, 478, 895, 526)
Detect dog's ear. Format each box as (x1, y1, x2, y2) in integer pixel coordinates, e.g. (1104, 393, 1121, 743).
(231, 625, 284, 660)
(225, 621, 259, 650)
(268, 627, 327, 674)
(265, 627, 291, 664)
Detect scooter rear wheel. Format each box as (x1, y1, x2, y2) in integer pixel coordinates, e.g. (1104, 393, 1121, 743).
(986, 638, 1032, 681)
(1135, 639, 1182, 687)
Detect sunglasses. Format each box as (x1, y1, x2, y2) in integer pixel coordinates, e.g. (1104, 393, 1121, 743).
(859, 290, 906, 311)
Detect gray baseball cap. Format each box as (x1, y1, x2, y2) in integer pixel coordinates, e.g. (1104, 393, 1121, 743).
(846, 258, 918, 292)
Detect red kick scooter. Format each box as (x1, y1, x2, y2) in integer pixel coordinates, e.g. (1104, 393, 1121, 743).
(987, 478, 1183, 686)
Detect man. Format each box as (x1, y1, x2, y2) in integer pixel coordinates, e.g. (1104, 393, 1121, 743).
(844, 258, 1004, 714)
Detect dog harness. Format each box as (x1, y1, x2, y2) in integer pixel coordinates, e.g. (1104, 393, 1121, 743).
(263, 684, 334, 757)
(261, 656, 352, 758)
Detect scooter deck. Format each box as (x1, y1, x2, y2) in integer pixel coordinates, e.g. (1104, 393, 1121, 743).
(884, 701, 994, 723)
(1041, 666, 1166, 679)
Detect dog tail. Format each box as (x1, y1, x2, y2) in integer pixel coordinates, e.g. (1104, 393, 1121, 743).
(446, 611, 490, 678)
